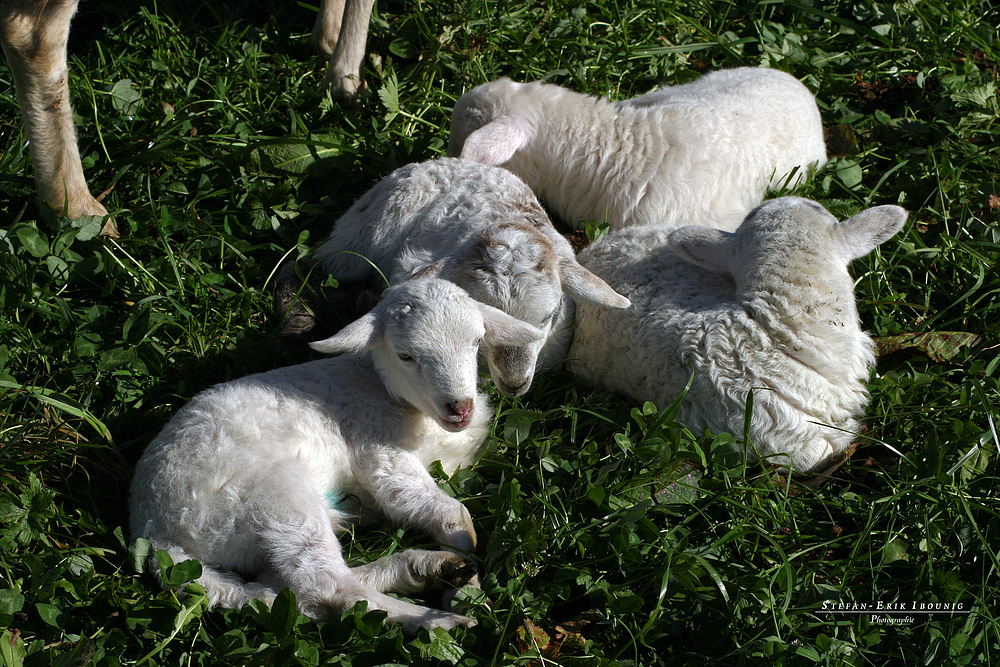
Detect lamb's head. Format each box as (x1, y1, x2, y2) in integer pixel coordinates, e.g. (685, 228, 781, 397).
(438, 218, 630, 397)
(310, 277, 543, 431)
(667, 197, 907, 299)
(448, 78, 537, 166)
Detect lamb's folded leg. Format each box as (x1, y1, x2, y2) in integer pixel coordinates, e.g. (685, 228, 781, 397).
(358, 447, 484, 609)
(257, 467, 475, 633)
(351, 549, 477, 594)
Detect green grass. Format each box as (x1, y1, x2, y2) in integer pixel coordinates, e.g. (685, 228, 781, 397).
(1, 0, 998, 664)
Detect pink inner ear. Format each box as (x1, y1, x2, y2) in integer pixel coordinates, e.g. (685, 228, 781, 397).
(460, 117, 531, 165)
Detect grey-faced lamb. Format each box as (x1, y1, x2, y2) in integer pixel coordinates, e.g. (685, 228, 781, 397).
(293, 157, 630, 397)
(566, 197, 906, 472)
(448, 68, 827, 232)
(130, 277, 544, 633)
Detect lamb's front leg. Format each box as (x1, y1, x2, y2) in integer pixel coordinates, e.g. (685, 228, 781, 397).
(361, 446, 477, 554)
(356, 446, 482, 612)
(255, 467, 474, 633)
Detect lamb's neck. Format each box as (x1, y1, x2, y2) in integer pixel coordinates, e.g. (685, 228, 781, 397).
(366, 351, 415, 412)
(739, 279, 874, 383)
(510, 91, 664, 227)
(537, 294, 576, 370)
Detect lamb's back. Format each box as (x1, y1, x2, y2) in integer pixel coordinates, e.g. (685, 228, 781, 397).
(569, 228, 741, 405)
(613, 68, 827, 229)
(316, 159, 540, 282)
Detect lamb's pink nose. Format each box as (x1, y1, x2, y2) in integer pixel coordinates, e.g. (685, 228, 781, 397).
(447, 399, 474, 423)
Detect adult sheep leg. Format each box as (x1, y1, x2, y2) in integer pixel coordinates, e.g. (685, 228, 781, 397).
(0, 0, 112, 227)
(320, 0, 374, 103)
(311, 0, 345, 58)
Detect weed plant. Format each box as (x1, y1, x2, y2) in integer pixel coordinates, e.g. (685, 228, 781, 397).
(0, 0, 998, 664)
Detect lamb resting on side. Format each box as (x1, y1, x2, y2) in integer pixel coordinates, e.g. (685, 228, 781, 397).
(130, 277, 544, 633)
(290, 157, 630, 397)
(448, 68, 827, 232)
(567, 197, 906, 472)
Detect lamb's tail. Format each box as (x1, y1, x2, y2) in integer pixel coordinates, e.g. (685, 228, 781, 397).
(149, 542, 279, 610)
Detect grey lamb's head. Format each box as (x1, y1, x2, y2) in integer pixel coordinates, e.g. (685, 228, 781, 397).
(666, 196, 908, 295)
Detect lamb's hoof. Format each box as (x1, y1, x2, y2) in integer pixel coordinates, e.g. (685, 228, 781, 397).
(441, 573, 485, 614)
(434, 554, 477, 590)
(419, 608, 477, 632)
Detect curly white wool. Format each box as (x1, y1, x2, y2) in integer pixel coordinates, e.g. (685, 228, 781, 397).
(449, 68, 827, 231)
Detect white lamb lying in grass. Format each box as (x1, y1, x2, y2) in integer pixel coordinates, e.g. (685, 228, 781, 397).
(568, 197, 907, 472)
(448, 68, 827, 231)
(299, 157, 630, 396)
(130, 277, 543, 633)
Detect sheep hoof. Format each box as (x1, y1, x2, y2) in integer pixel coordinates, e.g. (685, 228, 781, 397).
(99, 218, 120, 238)
(418, 609, 477, 632)
(434, 554, 477, 589)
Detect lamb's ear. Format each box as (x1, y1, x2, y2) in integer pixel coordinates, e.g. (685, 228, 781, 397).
(478, 303, 545, 347)
(309, 310, 383, 354)
(833, 205, 907, 261)
(668, 227, 738, 275)
(457, 115, 533, 165)
(558, 257, 631, 308)
(410, 259, 447, 279)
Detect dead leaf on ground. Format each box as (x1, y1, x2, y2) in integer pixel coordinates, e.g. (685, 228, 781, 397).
(874, 331, 982, 362)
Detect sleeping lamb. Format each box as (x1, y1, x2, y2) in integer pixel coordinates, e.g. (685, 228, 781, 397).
(567, 197, 906, 472)
(287, 157, 630, 396)
(448, 68, 827, 231)
(130, 277, 543, 633)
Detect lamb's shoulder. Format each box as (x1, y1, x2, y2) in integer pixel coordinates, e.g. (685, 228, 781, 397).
(581, 228, 737, 310)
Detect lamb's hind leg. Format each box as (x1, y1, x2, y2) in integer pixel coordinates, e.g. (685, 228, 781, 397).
(0, 0, 111, 225)
(352, 549, 477, 595)
(260, 477, 475, 633)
